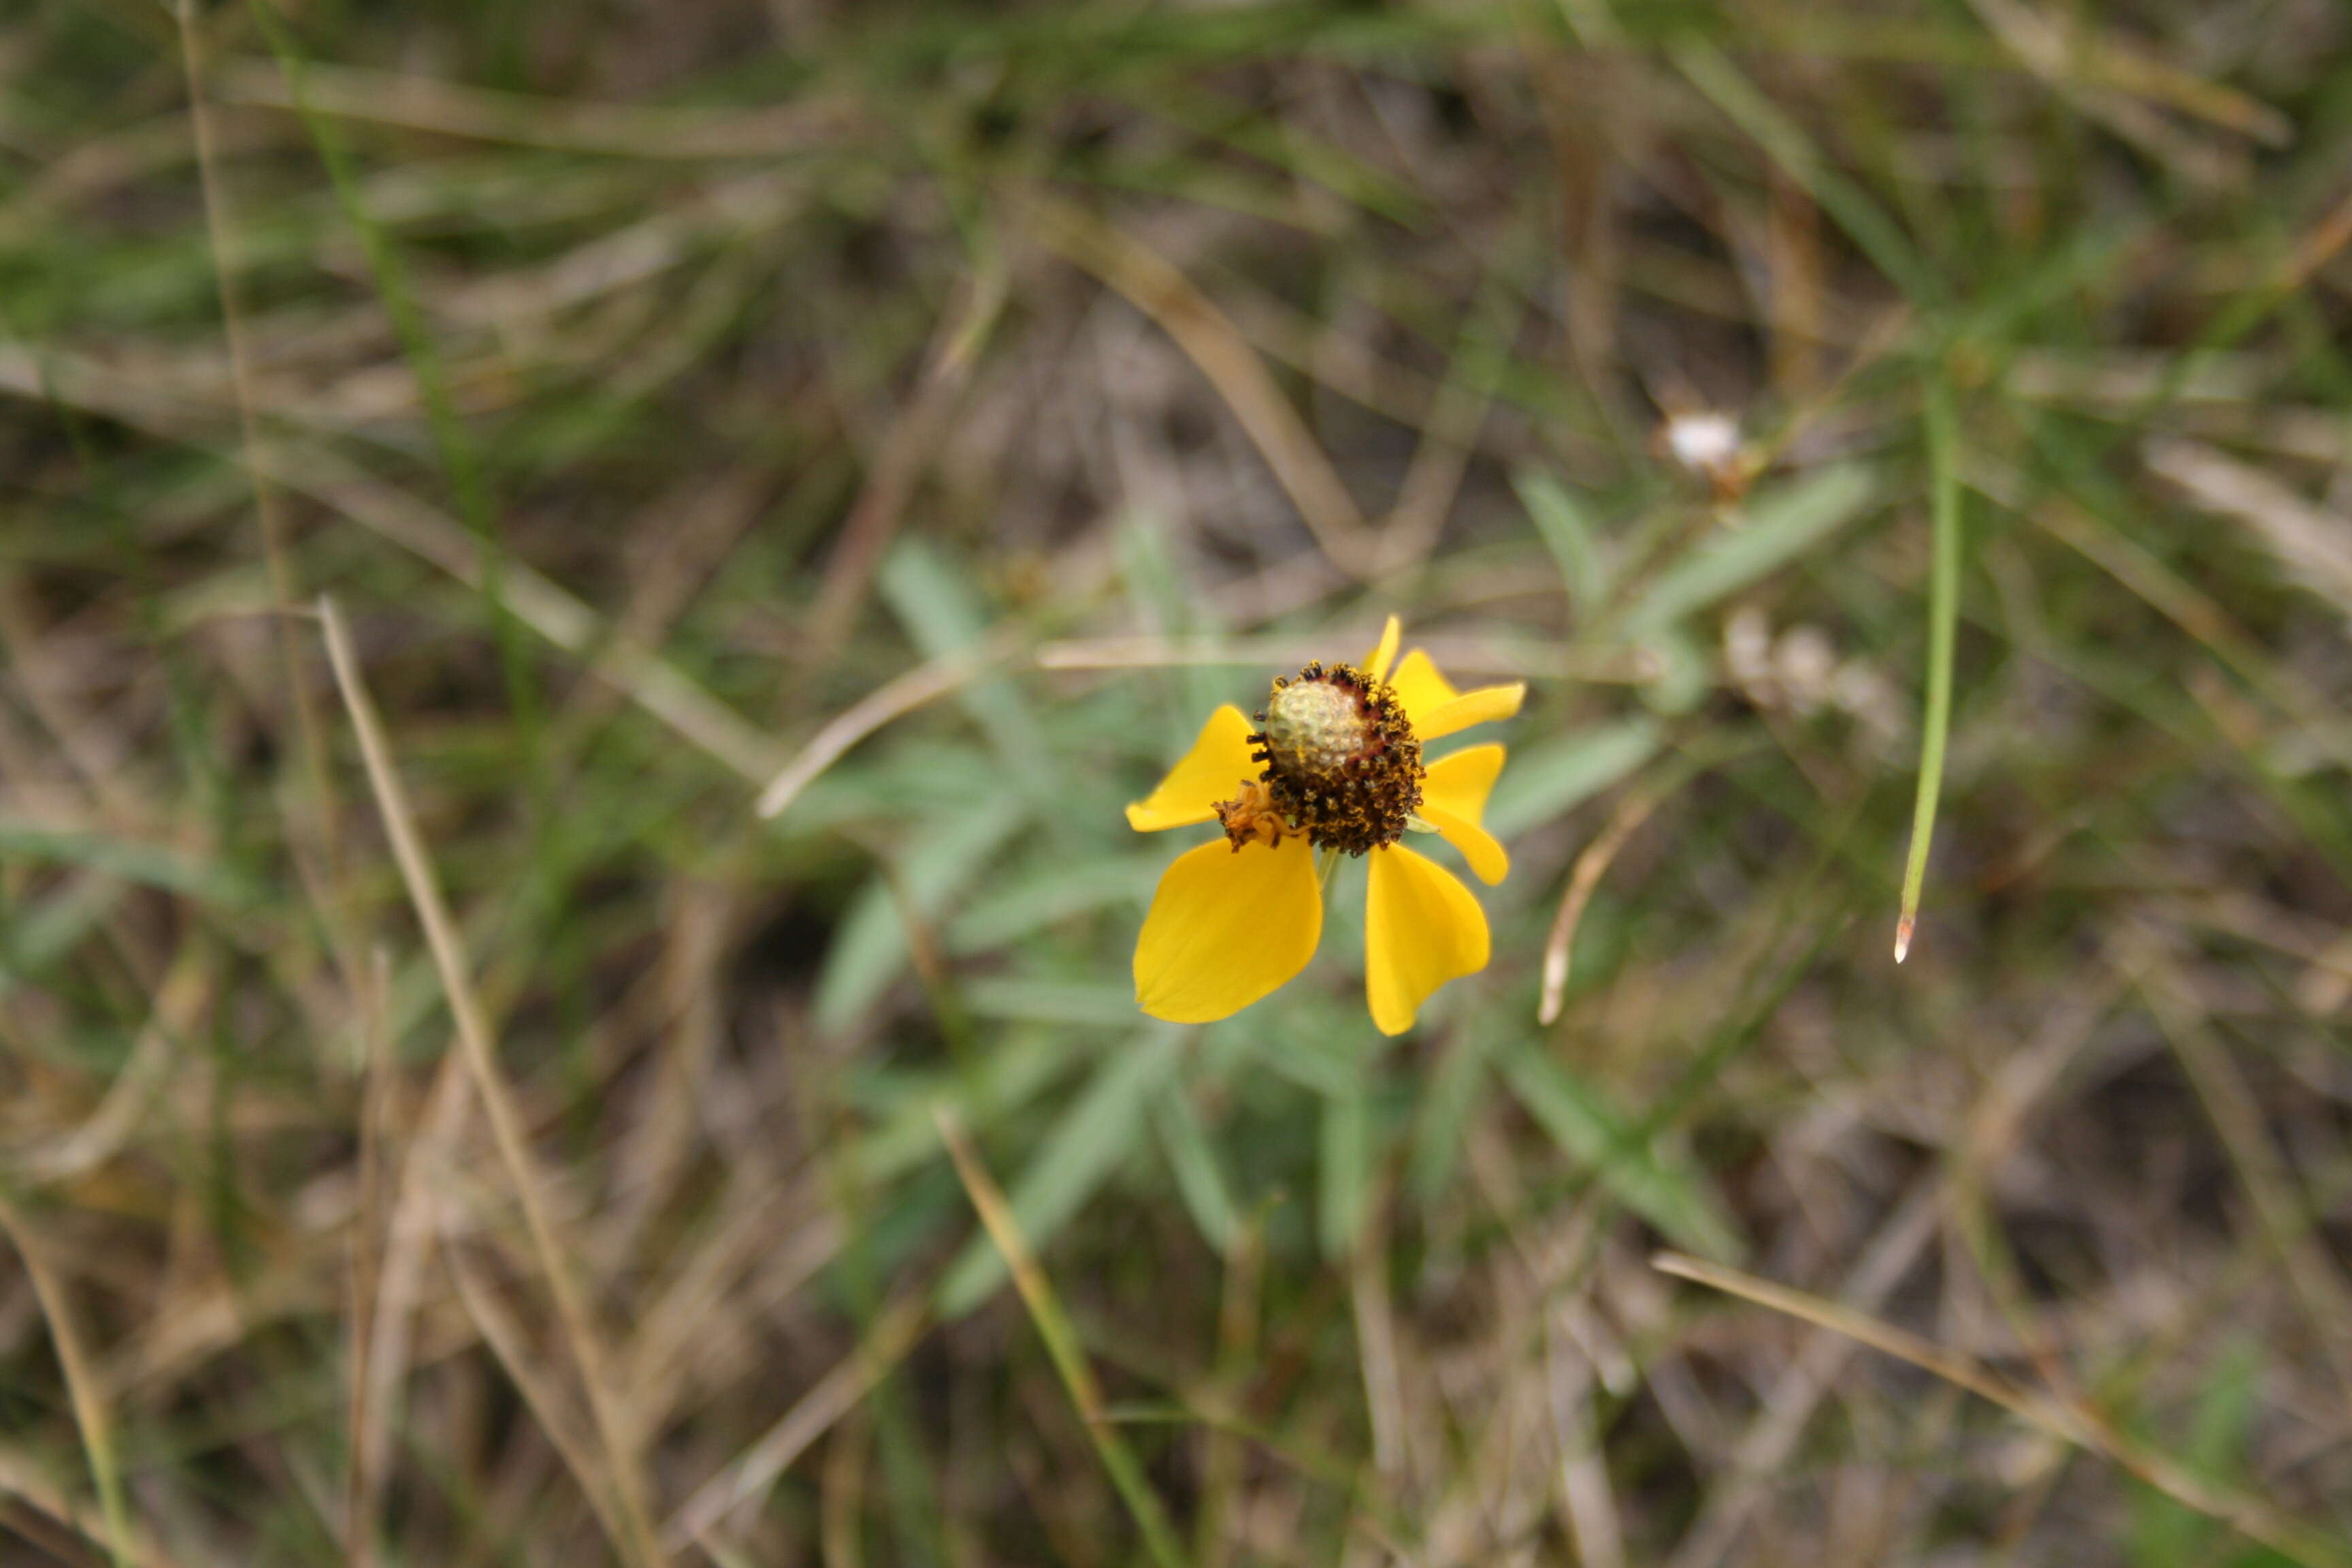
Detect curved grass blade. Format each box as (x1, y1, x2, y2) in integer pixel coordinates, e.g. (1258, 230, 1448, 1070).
(935, 1107, 1188, 1568)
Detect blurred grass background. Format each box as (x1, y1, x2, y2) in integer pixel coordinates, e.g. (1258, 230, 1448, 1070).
(6, 0, 2352, 1562)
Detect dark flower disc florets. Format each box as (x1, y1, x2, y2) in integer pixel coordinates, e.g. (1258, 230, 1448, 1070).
(1237, 661, 1423, 855)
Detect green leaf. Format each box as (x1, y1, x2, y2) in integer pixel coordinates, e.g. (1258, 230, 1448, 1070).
(880, 539, 1050, 788)
(935, 1028, 1183, 1318)
(962, 977, 1142, 1029)
(1240, 990, 1371, 1100)
(855, 1031, 1081, 1190)
(1153, 1087, 1239, 1256)
(813, 792, 1026, 1036)
(1486, 720, 1661, 839)
(945, 852, 1162, 954)
(1514, 470, 1611, 615)
(0, 875, 122, 990)
(1317, 1081, 1371, 1260)
(1634, 624, 1710, 717)
(1623, 464, 1878, 636)
(1499, 1042, 1739, 1260)
(0, 822, 251, 905)
(2128, 1333, 2266, 1568)
(1117, 508, 1232, 726)
(1409, 1017, 1495, 1207)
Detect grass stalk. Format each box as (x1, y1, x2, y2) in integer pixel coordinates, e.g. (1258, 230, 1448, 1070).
(933, 1106, 1188, 1568)
(317, 596, 671, 1568)
(1895, 377, 1963, 962)
(1653, 1251, 2352, 1568)
(243, 0, 552, 859)
(664, 1292, 930, 1550)
(171, 0, 352, 949)
(0, 1194, 133, 1568)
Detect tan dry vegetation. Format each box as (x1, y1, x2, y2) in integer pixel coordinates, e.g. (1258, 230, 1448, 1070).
(3, 0, 2352, 1564)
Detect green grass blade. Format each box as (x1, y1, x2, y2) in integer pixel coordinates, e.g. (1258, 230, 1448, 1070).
(243, 0, 549, 821)
(1670, 39, 1939, 307)
(934, 1029, 1181, 1317)
(1895, 378, 1963, 962)
(934, 1108, 1188, 1568)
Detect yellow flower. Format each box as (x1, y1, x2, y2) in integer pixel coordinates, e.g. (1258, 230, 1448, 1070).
(1126, 617, 1524, 1036)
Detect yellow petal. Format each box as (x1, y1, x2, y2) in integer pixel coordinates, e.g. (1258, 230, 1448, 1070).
(1363, 615, 1401, 683)
(1135, 834, 1322, 1024)
(1126, 706, 1261, 832)
(1388, 648, 1460, 725)
(1418, 682, 1524, 741)
(1421, 745, 1508, 885)
(1422, 744, 1504, 820)
(1364, 843, 1490, 1036)
(1388, 649, 1524, 741)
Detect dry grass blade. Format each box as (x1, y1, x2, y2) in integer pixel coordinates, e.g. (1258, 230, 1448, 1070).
(0, 342, 784, 787)
(2256, 182, 2352, 295)
(1966, 0, 2248, 186)
(216, 56, 858, 158)
(2146, 436, 2352, 614)
(287, 448, 784, 785)
(1348, 1201, 1407, 1481)
(800, 265, 1009, 665)
(662, 1292, 928, 1550)
(442, 1235, 636, 1557)
(762, 628, 1646, 825)
(1374, 296, 1507, 572)
(1665, 1177, 1941, 1568)
(1544, 1305, 1627, 1568)
(1995, 461, 2352, 768)
(316, 596, 672, 1568)
(0, 581, 153, 822)
(21, 943, 208, 1183)
(353, 1056, 472, 1558)
(1982, 460, 2277, 677)
(0, 1439, 184, 1568)
(2136, 959, 2352, 1407)
(1539, 780, 1671, 1025)
(0, 1194, 134, 1568)
(173, 0, 349, 906)
(1651, 1252, 2352, 1568)
(343, 947, 393, 1568)
(934, 1106, 1188, 1568)
(1021, 193, 1379, 578)
(755, 644, 1008, 821)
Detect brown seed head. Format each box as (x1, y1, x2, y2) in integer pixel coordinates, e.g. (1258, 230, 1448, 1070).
(1243, 662, 1422, 855)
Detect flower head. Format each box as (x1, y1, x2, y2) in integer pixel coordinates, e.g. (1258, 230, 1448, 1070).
(1126, 617, 1524, 1035)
